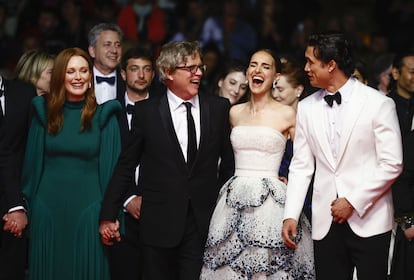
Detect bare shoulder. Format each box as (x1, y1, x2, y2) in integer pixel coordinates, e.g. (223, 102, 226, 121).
(230, 102, 248, 126)
(270, 100, 296, 120)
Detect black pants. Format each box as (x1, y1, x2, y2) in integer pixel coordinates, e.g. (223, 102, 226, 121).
(314, 222, 391, 280)
(108, 213, 142, 280)
(141, 207, 204, 280)
(390, 226, 414, 280)
(0, 224, 27, 280)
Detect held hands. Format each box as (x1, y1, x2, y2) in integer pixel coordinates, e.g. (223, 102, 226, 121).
(99, 220, 121, 246)
(331, 197, 354, 224)
(2, 210, 28, 238)
(125, 196, 142, 220)
(282, 218, 298, 249)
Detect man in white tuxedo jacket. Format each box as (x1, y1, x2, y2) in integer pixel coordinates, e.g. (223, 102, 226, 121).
(282, 32, 403, 280)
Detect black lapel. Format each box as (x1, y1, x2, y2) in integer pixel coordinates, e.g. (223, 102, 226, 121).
(158, 94, 187, 168)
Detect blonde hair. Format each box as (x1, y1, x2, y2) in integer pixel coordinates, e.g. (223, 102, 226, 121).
(15, 50, 54, 85)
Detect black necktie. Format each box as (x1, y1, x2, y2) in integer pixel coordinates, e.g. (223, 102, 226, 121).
(183, 102, 197, 167)
(126, 104, 134, 115)
(96, 76, 115, 85)
(324, 91, 342, 107)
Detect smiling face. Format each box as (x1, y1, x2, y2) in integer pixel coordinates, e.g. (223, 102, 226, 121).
(304, 46, 329, 89)
(64, 55, 92, 101)
(272, 75, 301, 107)
(88, 30, 122, 75)
(167, 54, 204, 100)
(246, 50, 278, 96)
(218, 71, 248, 105)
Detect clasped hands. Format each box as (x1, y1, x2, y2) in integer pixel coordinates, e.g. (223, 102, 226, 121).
(99, 220, 121, 246)
(99, 196, 142, 245)
(2, 210, 27, 238)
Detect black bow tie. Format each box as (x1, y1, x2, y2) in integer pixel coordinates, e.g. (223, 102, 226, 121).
(96, 76, 115, 85)
(324, 91, 341, 107)
(126, 104, 135, 115)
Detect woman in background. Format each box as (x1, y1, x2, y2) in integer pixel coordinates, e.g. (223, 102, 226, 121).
(215, 59, 248, 105)
(14, 50, 54, 95)
(22, 47, 121, 280)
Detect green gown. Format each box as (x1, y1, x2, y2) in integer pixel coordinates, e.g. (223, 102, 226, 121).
(22, 96, 121, 280)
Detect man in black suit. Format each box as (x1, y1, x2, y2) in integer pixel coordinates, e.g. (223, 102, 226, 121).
(0, 75, 36, 280)
(99, 41, 234, 280)
(88, 22, 125, 105)
(107, 46, 159, 280)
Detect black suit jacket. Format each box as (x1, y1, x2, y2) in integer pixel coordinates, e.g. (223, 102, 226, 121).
(0, 79, 36, 215)
(101, 90, 234, 247)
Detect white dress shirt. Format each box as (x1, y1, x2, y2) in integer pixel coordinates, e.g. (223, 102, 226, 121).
(324, 78, 356, 161)
(167, 89, 200, 162)
(93, 67, 117, 105)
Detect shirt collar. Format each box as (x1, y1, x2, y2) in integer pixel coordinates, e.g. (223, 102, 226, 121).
(124, 92, 149, 106)
(324, 77, 356, 104)
(93, 66, 116, 78)
(166, 89, 199, 111)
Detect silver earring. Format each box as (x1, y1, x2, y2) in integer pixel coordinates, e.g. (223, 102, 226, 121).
(89, 82, 92, 88)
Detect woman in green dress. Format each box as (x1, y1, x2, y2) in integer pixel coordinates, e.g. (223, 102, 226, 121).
(22, 47, 121, 280)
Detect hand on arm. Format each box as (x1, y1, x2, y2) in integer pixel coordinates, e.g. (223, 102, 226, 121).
(2, 210, 28, 238)
(331, 197, 354, 224)
(282, 218, 298, 249)
(99, 220, 121, 246)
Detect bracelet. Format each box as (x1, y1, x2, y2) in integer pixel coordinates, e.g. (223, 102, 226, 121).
(395, 214, 414, 231)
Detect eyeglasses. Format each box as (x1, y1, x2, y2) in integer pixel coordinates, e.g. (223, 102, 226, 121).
(175, 64, 207, 74)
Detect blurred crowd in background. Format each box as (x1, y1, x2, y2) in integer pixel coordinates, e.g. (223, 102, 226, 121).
(0, 0, 413, 82)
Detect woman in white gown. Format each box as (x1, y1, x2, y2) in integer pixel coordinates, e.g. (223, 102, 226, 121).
(200, 49, 315, 279)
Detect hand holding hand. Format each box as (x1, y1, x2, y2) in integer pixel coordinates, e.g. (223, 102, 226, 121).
(331, 197, 354, 224)
(282, 218, 298, 249)
(99, 220, 121, 246)
(125, 196, 142, 220)
(2, 210, 28, 238)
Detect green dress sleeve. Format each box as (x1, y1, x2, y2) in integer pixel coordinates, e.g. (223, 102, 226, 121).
(21, 96, 47, 211)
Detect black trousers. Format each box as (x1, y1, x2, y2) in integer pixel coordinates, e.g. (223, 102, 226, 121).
(390, 226, 414, 280)
(108, 213, 142, 280)
(141, 207, 204, 280)
(314, 222, 391, 280)
(0, 223, 27, 280)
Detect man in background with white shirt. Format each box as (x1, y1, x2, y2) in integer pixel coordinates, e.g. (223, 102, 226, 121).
(108, 45, 161, 280)
(88, 22, 125, 105)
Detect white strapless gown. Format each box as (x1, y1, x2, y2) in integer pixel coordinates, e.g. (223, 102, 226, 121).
(200, 126, 315, 279)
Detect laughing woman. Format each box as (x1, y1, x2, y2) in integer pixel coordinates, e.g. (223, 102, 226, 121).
(22, 48, 121, 280)
(201, 49, 315, 279)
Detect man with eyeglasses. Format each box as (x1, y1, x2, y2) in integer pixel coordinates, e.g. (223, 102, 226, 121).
(99, 40, 235, 280)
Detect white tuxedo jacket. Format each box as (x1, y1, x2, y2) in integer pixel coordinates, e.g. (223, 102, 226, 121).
(284, 80, 403, 240)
